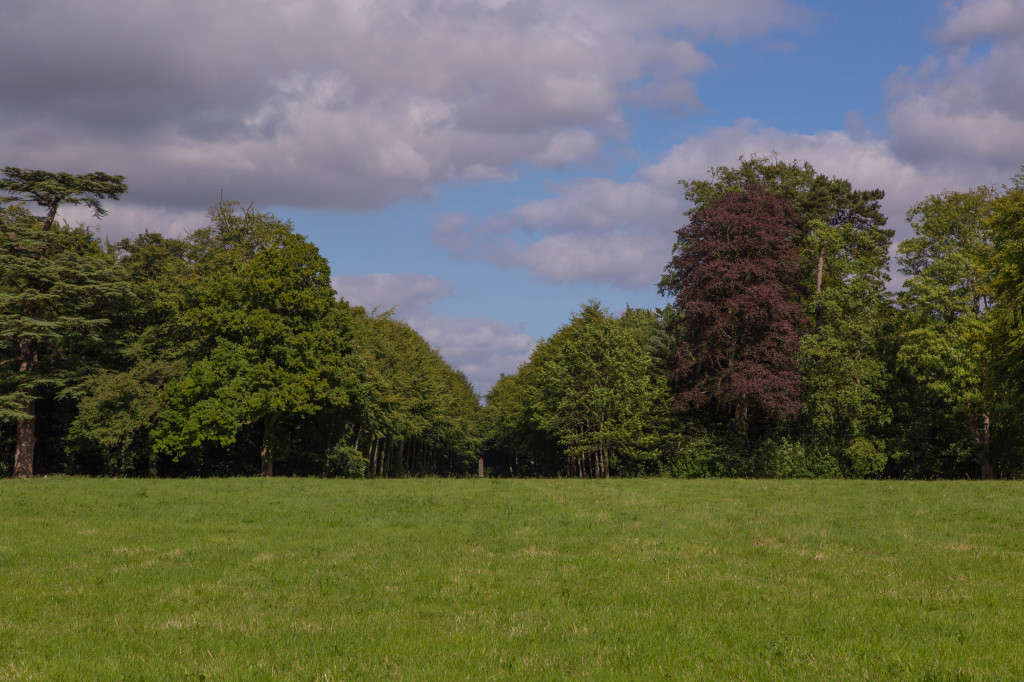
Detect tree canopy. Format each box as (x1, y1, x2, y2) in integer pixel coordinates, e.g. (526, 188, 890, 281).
(5, 161, 1024, 480)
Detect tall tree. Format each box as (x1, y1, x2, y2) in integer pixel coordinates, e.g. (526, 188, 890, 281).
(150, 202, 358, 476)
(895, 187, 998, 477)
(797, 219, 893, 475)
(533, 302, 660, 478)
(0, 168, 127, 478)
(661, 184, 808, 428)
(0, 205, 129, 477)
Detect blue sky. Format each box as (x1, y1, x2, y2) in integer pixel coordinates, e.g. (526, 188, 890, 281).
(3, 0, 1023, 392)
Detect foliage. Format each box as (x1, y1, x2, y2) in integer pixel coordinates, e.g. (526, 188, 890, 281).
(0, 203, 131, 476)
(149, 202, 359, 476)
(894, 187, 998, 476)
(8, 162, 1024, 480)
(347, 312, 481, 477)
(322, 444, 367, 478)
(797, 219, 893, 450)
(533, 302, 661, 477)
(988, 173, 1024, 436)
(662, 184, 808, 426)
(0, 166, 127, 231)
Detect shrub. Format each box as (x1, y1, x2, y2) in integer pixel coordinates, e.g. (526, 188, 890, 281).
(752, 438, 841, 479)
(323, 445, 367, 478)
(843, 438, 888, 478)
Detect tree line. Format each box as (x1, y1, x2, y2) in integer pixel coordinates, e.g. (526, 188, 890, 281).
(1, 169, 480, 478)
(3, 156, 1024, 478)
(482, 156, 1024, 479)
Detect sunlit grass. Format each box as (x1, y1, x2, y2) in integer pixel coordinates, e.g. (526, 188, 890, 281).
(1, 478, 1022, 679)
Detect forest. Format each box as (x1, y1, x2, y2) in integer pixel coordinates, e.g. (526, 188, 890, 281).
(2, 156, 1023, 480)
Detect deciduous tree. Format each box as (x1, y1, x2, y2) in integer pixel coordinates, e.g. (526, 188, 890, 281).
(896, 187, 997, 477)
(150, 202, 358, 476)
(661, 184, 807, 428)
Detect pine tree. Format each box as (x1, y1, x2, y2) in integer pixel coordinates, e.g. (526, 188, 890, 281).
(0, 205, 129, 477)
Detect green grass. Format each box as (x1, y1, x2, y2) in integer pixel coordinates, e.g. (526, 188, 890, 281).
(2, 478, 1023, 680)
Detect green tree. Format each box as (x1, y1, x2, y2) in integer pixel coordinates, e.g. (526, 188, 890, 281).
(534, 302, 660, 478)
(67, 232, 193, 476)
(346, 312, 480, 477)
(0, 168, 127, 478)
(895, 187, 997, 477)
(986, 171, 1024, 468)
(150, 202, 358, 476)
(797, 219, 892, 476)
(0, 167, 127, 232)
(0, 205, 129, 477)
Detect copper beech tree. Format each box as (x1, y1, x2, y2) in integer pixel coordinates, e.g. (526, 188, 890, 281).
(661, 184, 808, 428)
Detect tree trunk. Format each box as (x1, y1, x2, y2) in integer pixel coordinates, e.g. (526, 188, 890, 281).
(969, 413, 994, 479)
(14, 395, 35, 479)
(980, 412, 993, 480)
(42, 203, 59, 232)
(815, 247, 825, 329)
(13, 336, 38, 479)
(260, 413, 280, 477)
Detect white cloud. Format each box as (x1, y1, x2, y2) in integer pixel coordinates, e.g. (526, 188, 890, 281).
(408, 315, 535, 393)
(512, 230, 675, 288)
(531, 129, 602, 167)
(331, 272, 454, 315)
(885, 39, 1024, 175)
(935, 0, 1024, 43)
(436, 114, 1014, 289)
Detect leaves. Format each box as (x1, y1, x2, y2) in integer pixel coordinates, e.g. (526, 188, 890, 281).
(664, 184, 808, 424)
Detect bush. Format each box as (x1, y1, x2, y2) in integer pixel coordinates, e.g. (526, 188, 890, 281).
(660, 428, 723, 478)
(843, 438, 888, 478)
(322, 444, 367, 478)
(752, 438, 841, 479)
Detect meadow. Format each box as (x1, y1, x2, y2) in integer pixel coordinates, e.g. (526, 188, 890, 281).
(1, 478, 1022, 680)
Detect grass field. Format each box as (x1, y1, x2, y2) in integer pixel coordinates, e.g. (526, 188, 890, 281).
(1, 478, 1023, 680)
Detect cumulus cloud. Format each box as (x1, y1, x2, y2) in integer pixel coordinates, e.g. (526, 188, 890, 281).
(330, 271, 533, 391)
(531, 129, 602, 167)
(886, 50, 1024, 175)
(511, 230, 675, 288)
(437, 114, 1016, 290)
(880, 0, 1024, 179)
(331, 272, 454, 315)
(0, 0, 810, 215)
(407, 315, 535, 393)
(934, 0, 1024, 43)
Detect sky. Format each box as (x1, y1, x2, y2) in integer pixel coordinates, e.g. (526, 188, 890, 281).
(3, 0, 1024, 393)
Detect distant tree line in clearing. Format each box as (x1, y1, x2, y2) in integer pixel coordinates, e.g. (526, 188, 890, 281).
(3, 155, 1024, 479)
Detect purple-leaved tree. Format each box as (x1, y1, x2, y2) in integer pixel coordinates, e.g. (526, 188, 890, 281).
(661, 184, 808, 428)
